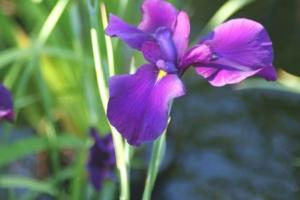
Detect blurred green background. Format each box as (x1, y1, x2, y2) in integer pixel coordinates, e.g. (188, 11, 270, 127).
(0, 0, 300, 199)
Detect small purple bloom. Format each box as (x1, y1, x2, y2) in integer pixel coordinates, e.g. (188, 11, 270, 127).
(106, 0, 277, 146)
(0, 84, 14, 122)
(87, 128, 115, 191)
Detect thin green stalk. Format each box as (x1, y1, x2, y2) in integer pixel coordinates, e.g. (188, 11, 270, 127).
(100, 2, 115, 76)
(87, 1, 129, 199)
(90, 25, 130, 200)
(192, 0, 255, 44)
(36, 0, 70, 46)
(90, 27, 109, 105)
(101, 0, 134, 192)
(142, 130, 167, 200)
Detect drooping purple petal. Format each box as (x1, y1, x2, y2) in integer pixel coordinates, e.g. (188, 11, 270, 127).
(195, 66, 261, 87)
(187, 18, 276, 86)
(172, 11, 190, 59)
(0, 84, 14, 122)
(105, 14, 153, 50)
(87, 128, 115, 191)
(107, 64, 185, 146)
(139, 0, 178, 33)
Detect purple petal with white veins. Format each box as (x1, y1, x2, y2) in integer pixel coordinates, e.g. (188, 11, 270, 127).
(107, 64, 185, 146)
(139, 0, 178, 33)
(0, 84, 14, 122)
(190, 18, 276, 86)
(173, 11, 190, 59)
(105, 14, 153, 50)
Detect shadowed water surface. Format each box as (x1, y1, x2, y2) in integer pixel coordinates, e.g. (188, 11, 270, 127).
(151, 74, 300, 200)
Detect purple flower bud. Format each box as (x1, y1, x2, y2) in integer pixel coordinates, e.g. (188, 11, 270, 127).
(87, 128, 115, 190)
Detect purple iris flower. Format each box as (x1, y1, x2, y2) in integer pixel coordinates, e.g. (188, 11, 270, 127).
(0, 84, 14, 122)
(105, 0, 277, 146)
(87, 128, 115, 191)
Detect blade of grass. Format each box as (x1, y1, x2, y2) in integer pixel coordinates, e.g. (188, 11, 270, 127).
(100, 2, 115, 77)
(87, 1, 129, 199)
(142, 130, 167, 200)
(36, 0, 70, 46)
(192, 0, 255, 43)
(0, 176, 57, 196)
(0, 134, 86, 167)
(0, 48, 29, 69)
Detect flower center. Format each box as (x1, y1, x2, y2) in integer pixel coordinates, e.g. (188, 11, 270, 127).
(157, 70, 167, 82)
(156, 59, 178, 74)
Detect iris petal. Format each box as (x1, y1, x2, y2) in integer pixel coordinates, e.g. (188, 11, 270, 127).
(173, 11, 190, 59)
(0, 84, 14, 122)
(107, 64, 185, 146)
(105, 14, 153, 50)
(139, 0, 178, 33)
(186, 18, 276, 86)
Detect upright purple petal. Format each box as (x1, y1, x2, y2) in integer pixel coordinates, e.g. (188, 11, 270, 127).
(172, 11, 190, 59)
(141, 28, 178, 72)
(105, 14, 153, 50)
(0, 84, 14, 122)
(185, 18, 276, 86)
(107, 64, 185, 146)
(139, 0, 178, 33)
(87, 128, 115, 191)
(141, 41, 164, 64)
(155, 27, 177, 62)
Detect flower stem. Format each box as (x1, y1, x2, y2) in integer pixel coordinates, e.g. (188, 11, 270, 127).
(87, 1, 129, 199)
(142, 129, 167, 200)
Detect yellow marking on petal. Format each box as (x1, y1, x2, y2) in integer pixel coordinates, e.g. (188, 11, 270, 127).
(156, 70, 167, 82)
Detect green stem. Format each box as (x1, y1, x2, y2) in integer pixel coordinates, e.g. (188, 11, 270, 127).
(36, 0, 70, 46)
(100, 3, 115, 77)
(142, 129, 167, 200)
(87, 1, 129, 199)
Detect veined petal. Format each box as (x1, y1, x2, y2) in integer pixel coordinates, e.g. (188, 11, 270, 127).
(107, 64, 185, 146)
(173, 11, 190, 59)
(193, 18, 276, 86)
(105, 14, 153, 50)
(0, 84, 14, 122)
(139, 0, 178, 33)
(195, 66, 261, 87)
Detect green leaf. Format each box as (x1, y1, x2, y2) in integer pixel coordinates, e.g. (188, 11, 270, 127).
(0, 48, 29, 69)
(0, 134, 87, 167)
(0, 176, 57, 196)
